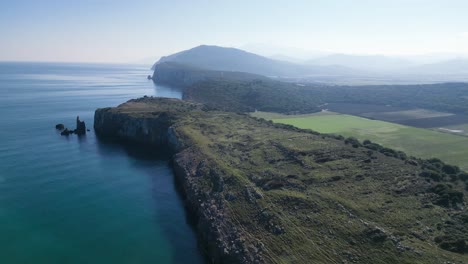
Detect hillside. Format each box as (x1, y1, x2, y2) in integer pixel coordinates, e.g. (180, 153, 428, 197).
(152, 62, 267, 88)
(153, 45, 358, 78)
(95, 97, 468, 264)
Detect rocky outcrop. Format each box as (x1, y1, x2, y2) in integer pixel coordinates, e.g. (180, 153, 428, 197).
(56, 116, 87, 136)
(60, 128, 72, 136)
(75, 116, 86, 135)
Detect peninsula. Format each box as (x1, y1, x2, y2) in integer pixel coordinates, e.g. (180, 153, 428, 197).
(94, 97, 468, 264)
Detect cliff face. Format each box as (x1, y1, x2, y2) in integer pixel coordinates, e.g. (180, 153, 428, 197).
(172, 149, 261, 264)
(152, 62, 209, 87)
(94, 97, 468, 264)
(94, 107, 175, 147)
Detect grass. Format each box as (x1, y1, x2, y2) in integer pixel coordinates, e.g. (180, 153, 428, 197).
(252, 111, 468, 170)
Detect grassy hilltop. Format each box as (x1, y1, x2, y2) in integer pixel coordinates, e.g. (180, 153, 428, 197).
(97, 97, 468, 263)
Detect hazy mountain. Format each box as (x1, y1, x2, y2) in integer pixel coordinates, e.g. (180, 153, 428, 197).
(405, 58, 468, 75)
(267, 54, 306, 64)
(153, 45, 359, 78)
(240, 43, 329, 61)
(307, 53, 413, 72)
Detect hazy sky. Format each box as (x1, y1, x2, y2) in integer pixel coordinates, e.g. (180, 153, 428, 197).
(1, 0, 468, 63)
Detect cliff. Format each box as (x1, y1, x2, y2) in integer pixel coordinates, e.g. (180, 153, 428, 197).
(94, 97, 468, 264)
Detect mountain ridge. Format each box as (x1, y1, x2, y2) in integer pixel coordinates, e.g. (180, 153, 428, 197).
(152, 45, 361, 78)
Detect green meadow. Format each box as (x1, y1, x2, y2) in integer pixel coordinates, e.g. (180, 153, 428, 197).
(252, 111, 468, 170)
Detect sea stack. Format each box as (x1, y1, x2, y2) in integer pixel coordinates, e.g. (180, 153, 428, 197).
(75, 116, 86, 135)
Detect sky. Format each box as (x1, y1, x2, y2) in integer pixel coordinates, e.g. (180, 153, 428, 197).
(1, 0, 468, 63)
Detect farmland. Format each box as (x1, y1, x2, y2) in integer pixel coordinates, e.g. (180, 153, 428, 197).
(252, 111, 468, 170)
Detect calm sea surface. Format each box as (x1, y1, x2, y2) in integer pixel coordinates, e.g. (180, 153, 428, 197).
(0, 62, 205, 263)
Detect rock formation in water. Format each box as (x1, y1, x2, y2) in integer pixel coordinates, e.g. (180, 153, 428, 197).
(60, 128, 72, 136)
(75, 116, 86, 135)
(57, 116, 86, 136)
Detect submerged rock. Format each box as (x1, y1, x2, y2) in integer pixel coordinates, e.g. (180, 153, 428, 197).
(60, 128, 73, 136)
(55, 124, 65, 130)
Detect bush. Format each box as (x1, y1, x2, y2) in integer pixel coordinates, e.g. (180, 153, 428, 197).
(442, 164, 460, 175)
(458, 172, 468, 182)
(429, 183, 464, 208)
(420, 170, 444, 182)
(344, 137, 361, 148)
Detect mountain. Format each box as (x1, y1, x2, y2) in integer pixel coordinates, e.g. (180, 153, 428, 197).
(240, 43, 329, 61)
(153, 45, 359, 78)
(405, 58, 468, 75)
(308, 53, 413, 72)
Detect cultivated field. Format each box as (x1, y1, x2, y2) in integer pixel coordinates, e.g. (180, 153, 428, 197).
(434, 123, 468, 137)
(252, 111, 468, 170)
(360, 109, 454, 122)
(325, 103, 468, 129)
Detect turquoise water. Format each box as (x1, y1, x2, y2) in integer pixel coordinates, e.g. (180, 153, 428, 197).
(0, 62, 205, 263)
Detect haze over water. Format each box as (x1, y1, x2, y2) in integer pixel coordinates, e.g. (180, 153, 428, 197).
(0, 62, 204, 263)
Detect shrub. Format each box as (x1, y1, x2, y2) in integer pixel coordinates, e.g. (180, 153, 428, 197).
(344, 137, 361, 148)
(429, 183, 464, 208)
(442, 164, 460, 175)
(458, 172, 468, 182)
(420, 170, 444, 182)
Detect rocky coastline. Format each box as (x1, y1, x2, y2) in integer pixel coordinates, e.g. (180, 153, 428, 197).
(94, 98, 258, 263)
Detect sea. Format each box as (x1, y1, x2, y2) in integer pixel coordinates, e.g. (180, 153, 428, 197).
(0, 62, 205, 263)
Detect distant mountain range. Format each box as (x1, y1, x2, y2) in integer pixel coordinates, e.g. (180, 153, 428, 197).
(306, 54, 414, 72)
(405, 58, 468, 75)
(152, 45, 468, 83)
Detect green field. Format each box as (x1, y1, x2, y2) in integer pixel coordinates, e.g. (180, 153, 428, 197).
(252, 111, 468, 170)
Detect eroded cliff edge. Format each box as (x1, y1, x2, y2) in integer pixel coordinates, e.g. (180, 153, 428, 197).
(94, 97, 468, 264)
